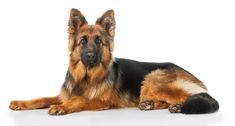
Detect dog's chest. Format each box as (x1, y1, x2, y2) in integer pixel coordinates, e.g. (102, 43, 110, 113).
(82, 81, 113, 101)
(81, 82, 138, 107)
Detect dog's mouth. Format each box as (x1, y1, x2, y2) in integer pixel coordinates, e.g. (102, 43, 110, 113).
(80, 60, 94, 67)
(81, 57, 101, 68)
(87, 61, 96, 68)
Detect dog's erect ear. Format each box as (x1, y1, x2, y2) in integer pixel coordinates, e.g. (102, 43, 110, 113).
(96, 10, 115, 38)
(68, 8, 87, 51)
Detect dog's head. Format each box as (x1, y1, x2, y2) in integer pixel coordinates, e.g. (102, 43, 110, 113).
(68, 9, 115, 68)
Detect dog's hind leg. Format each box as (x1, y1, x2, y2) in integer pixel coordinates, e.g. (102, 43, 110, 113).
(139, 69, 189, 112)
(9, 96, 61, 111)
(139, 68, 212, 114)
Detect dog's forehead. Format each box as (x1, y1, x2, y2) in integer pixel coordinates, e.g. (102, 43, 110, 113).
(79, 25, 103, 36)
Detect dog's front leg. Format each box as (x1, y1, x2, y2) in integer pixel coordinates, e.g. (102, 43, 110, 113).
(9, 96, 61, 110)
(48, 96, 109, 115)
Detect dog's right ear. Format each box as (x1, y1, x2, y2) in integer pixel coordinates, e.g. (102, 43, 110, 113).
(68, 8, 87, 51)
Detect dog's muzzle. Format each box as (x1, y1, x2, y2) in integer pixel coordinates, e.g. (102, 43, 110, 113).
(81, 50, 100, 67)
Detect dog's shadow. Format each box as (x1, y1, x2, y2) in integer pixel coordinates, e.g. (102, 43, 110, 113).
(9, 108, 222, 126)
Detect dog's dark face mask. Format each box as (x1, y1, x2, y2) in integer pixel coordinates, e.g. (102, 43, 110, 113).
(79, 35, 102, 68)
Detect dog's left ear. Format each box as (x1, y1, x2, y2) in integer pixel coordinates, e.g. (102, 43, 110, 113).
(96, 10, 115, 38)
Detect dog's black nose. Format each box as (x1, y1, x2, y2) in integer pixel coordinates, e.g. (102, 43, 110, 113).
(86, 52, 96, 61)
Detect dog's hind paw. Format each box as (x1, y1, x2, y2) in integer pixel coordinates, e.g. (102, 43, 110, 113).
(139, 100, 155, 111)
(168, 104, 183, 113)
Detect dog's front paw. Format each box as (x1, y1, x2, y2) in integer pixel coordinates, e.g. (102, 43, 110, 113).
(48, 105, 70, 115)
(9, 100, 27, 111)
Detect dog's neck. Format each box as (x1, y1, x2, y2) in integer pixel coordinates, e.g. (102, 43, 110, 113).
(63, 59, 112, 94)
(69, 59, 112, 83)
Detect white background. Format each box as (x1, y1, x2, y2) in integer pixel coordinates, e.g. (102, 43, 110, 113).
(0, 0, 234, 126)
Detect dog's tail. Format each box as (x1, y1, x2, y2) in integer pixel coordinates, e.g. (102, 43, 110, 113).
(181, 93, 219, 114)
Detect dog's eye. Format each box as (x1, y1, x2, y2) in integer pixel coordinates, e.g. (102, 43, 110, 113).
(95, 37, 102, 45)
(80, 38, 87, 45)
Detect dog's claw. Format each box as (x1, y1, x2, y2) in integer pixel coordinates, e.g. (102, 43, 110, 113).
(139, 100, 155, 110)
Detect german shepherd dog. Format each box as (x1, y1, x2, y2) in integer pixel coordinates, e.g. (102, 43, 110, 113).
(10, 9, 219, 115)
